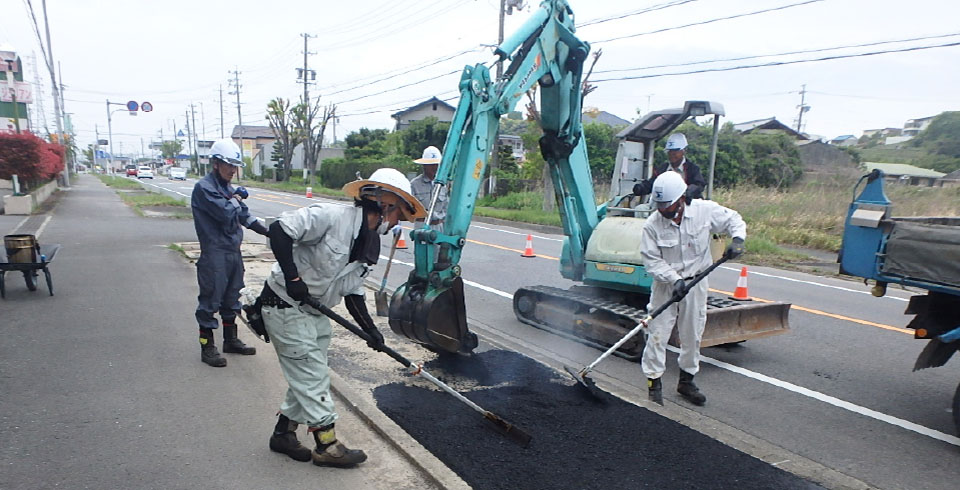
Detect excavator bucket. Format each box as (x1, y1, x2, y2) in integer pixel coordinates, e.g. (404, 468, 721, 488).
(389, 276, 478, 354)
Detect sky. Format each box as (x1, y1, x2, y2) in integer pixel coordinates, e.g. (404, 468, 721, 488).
(2, 0, 959, 159)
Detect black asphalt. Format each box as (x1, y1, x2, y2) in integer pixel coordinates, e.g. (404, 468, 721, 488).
(373, 350, 822, 490)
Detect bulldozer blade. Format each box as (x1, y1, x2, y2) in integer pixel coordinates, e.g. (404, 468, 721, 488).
(389, 276, 478, 354)
(563, 364, 606, 401)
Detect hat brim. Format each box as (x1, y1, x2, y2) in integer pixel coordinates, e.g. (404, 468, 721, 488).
(413, 157, 441, 164)
(342, 179, 427, 221)
(213, 155, 245, 167)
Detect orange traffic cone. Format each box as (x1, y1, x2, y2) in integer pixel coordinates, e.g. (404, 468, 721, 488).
(396, 230, 408, 249)
(305, 186, 313, 198)
(731, 266, 751, 301)
(520, 234, 536, 258)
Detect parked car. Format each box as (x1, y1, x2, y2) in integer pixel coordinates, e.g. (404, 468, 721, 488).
(125, 165, 138, 177)
(137, 166, 154, 179)
(169, 167, 187, 180)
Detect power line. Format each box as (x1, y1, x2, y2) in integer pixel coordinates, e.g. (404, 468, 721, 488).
(334, 69, 460, 105)
(591, 40, 960, 82)
(592, 0, 824, 44)
(577, 0, 699, 28)
(595, 32, 960, 74)
(322, 47, 481, 97)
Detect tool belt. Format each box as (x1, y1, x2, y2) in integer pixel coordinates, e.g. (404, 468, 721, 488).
(260, 283, 294, 309)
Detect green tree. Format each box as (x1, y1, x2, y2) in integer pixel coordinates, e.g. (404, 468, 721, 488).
(161, 140, 183, 162)
(82, 144, 95, 165)
(400, 117, 450, 159)
(908, 111, 960, 173)
(743, 133, 803, 188)
(582, 121, 622, 182)
(265, 97, 302, 181)
(345, 128, 393, 160)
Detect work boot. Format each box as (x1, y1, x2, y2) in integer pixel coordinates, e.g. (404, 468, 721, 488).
(199, 328, 227, 367)
(647, 377, 663, 406)
(222, 322, 256, 355)
(269, 414, 312, 462)
(311, 424, 367, 468)
(677, 369, 706, 406)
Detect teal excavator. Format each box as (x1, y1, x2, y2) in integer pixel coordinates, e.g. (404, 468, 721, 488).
(389, 0, 790, 357)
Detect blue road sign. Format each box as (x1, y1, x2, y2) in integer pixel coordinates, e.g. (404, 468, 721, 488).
(126, 100, 139, 111)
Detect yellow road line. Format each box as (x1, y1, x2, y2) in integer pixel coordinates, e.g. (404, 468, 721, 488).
(710, 288, 913, 335)
(398, 225, 560, 261)
(250, 195, 300, 206)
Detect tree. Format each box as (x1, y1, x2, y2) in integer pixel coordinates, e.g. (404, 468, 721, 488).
(265, 97, 302, 182)
(161, 140, 183, 163)
(908, 111, 960, 173)
(582, 121, 622, 182)
(0, 132, 64, 188)
(400, 117, 450, 159)
(743, 133, 803, 188)
(294, 98, 337, 187)
(345, 128, 393, 160)
(82, 144, 95, 166)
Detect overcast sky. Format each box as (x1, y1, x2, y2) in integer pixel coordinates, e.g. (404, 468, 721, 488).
(3, 0, 959, 158)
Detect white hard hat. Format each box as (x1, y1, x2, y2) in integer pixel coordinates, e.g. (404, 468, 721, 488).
(342, 168, 427, 220)
(665, 133, 688, 151)
(209, 139, 244, 167)
(414, 146, 442, 164)
(651, 171, 686, 208)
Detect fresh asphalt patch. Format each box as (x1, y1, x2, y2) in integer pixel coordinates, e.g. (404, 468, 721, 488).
(371, 349, 822, 490)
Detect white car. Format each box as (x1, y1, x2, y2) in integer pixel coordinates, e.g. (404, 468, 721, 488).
(137, 166, 154, 179)
(169, 167, 187, 180)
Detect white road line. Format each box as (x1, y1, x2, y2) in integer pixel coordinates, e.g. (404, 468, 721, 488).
(380, 253, 958, 446)
(139, 180, 190, 199)
(34, 215, 52, 239)
(471, 224, 563, 242)
(8, 216, 29, 234)
(720, 265, 912, 302)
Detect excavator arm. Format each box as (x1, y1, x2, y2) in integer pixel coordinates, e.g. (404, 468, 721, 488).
(389, 0, 599, 353)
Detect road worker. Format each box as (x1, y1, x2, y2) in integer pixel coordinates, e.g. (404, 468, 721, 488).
(191, 138, 268, 368)
(633, 133, 707, 202)
(409, 146, 448, 227)
(260, 168, 425, 467)
(640, 171, 745, 406)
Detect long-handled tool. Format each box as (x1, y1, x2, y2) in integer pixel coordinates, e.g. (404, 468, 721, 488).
(375, 232, 400, 317)
(301, 296, 532, 448)
(565, 256, 730, 399)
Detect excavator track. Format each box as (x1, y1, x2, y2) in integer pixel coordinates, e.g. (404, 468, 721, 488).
(513, 285, 791, 361)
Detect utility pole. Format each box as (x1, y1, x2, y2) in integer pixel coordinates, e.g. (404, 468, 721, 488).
(93, 125, 99, 173)
(218, 84, 225, 138)
(190, 103, 199, 174)
(41, 0, 68, 186)
(489, 0, 515, 196)
(228, 67, 243, 163)
(795, 84, 810, 134)
(185, 109, 193, 172)
(299, 33, 317, 179)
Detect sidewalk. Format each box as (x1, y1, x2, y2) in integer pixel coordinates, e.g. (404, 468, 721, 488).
(0, 174, 454, 489)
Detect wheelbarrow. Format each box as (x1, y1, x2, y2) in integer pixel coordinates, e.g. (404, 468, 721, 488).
(1, 236, 60, 298)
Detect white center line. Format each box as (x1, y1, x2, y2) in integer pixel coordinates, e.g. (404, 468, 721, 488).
(720, 265, 912, 302)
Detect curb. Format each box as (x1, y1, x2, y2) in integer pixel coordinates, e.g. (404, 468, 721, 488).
(328, 370, 471, 490)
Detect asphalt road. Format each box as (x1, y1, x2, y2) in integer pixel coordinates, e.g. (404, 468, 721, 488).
(141, 175, 960, 490)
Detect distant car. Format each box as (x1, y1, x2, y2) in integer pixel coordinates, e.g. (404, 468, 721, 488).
(125, 165, 138, 177)
(137, 166, 154, 179)
(169, 167, 186, 180)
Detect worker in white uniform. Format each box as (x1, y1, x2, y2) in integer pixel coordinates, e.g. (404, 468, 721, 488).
(409, 146, 448, 227)
(259, 168, 426, 467)
(640, 171, 745, 406)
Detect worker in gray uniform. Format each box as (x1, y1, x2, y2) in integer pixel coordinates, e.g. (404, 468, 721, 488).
(640, 171, 745, 406)
(191, 139, 268, 368)
(261, 168, 425, 468)
(409, 145, 448, 227)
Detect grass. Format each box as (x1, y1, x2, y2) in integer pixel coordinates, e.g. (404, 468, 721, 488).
(474, 206, 563, 227)
(115, 190, 190, 218)
(96, 175, 143, 189)
(242, 177, 346, 198)
(167, 243, 187, 257)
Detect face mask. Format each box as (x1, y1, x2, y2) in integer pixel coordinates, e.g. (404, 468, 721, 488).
(660, 209, 677, 220)
(377, 218, 391, 235)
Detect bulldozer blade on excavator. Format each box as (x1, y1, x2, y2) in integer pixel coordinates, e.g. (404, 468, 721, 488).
(389, 276, 478, 354)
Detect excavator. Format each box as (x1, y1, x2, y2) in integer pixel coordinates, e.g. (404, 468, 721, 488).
(388, 0, 790, 358)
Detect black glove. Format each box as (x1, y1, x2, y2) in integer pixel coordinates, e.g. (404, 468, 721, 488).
(672, 279, 686, 303)
(632, 180, 652, 196)
(285, 278, 310, 303)
(345, 295, 385, 351)
(725, 237, 745, 260)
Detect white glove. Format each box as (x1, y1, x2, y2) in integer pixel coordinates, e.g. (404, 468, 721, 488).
(391, 225, 403, 237)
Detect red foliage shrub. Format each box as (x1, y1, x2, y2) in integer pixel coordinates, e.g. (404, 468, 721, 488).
(0, 132, 64, 185)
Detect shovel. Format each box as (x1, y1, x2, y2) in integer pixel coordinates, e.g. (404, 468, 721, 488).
(375, 232, 400, 317)
(565, 255, 729, 399)
(300, 296, 533, 448)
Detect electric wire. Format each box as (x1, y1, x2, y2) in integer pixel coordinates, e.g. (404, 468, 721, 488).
(577, 0, 700, 28)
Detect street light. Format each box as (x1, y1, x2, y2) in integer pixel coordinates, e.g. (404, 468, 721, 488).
(105, 99, 132, 173)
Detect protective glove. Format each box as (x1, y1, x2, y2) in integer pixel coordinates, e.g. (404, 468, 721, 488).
(362, 325, 385, 352)
(632, 180, 652, 196)
(345, 295, 385, 352)
(391, 224, 403, 237)
(234, 186, 249, 199)
(671, 279, 686, 303)
(285, 278, 310, 303)
(725, 237, 745, 260)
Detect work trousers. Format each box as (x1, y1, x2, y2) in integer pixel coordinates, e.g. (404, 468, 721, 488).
(641, 278, 709, 379)
(262, 305, 338, 428)
(195, 250, 244, 329)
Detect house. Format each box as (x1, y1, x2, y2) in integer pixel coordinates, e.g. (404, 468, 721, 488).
(498, 134, 525, 162)
(903, 116, 935, 137)
(796, 140, 855, 173)
(830, 135, 857, 147)
(391, 97, 455, 131)
(941, 169, 960, 188)
(733, 117, 808, 140)
(250, 142, 346, 178)
(582, 108, 631, 127)
(862, 162, 946, 187)
(231, 125, 277, 161)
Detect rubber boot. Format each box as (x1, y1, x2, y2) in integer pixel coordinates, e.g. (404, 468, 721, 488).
(269, 414, 312, 462)
(677, 369, 706, 406)
(311, 424, 367, 468)
(222, 322, 256, 355)
(647, 377, 663, 406)
(199, 328, 227, 367)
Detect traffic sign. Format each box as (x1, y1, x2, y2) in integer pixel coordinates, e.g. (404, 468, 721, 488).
(177, 130, 185, 138)
(97, 139, 108, 145)
(126, 100, 139, 111)
(141, 101, 153, 112)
